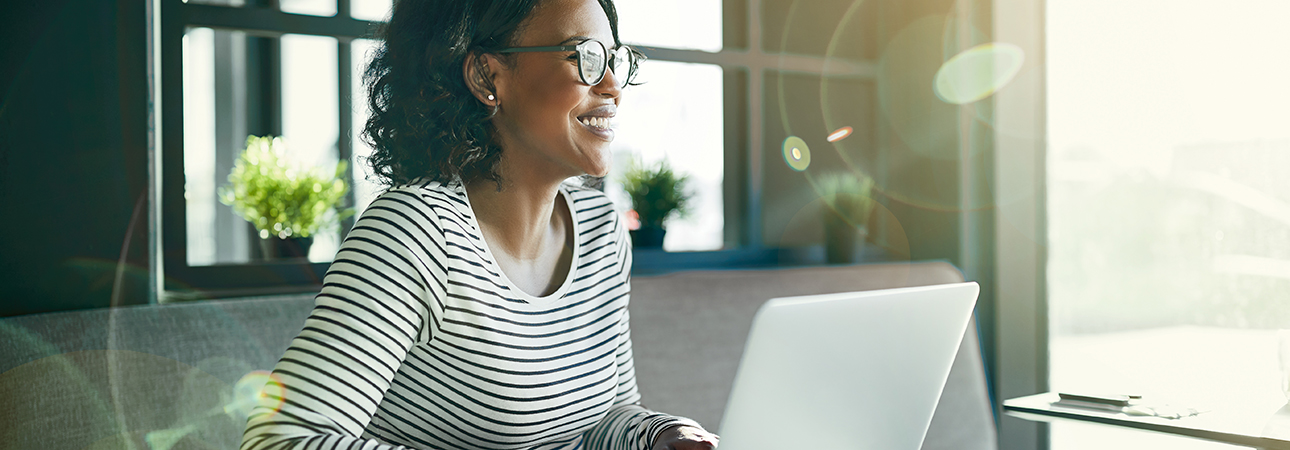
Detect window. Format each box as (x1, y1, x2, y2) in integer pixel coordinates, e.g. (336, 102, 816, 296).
(164, 0, 732, 295)
(617, 0, 882, 261)
(161, 0, 376, 297)
(1047, 1, 1290, 448)
(610, 0, 725, 250)
(160, 0, 877, 296)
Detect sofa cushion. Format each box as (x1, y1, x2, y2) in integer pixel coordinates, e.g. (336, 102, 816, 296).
(629, 261, 997, 450)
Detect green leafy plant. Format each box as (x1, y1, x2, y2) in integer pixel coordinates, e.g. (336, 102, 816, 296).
(218, 136, 352, 240)
(619, 158, 690, 229)
(817, 171, 876, 228)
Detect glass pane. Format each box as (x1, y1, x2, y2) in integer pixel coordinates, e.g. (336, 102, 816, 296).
(184, 27, 218, 266)
(1047, 1, 1290, 449)
(351, 0, 392, 22)
(615, 0, 721, 52)
(281, 34, 341, 262)
(280, 0, 336, 17)
(351, 38, 384, 214)
(607, 61, 724, 252)
(185, 29, 260, 266)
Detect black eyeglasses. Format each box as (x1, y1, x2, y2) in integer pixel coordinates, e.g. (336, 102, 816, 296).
(497, 39, 639, 87)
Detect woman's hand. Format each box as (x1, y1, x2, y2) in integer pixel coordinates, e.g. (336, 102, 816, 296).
(651, 425, 720, 450)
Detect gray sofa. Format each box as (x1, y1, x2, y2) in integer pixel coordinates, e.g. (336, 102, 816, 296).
(0, 261, 995, 450)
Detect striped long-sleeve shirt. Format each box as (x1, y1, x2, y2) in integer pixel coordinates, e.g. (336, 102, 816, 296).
(241, 179, 700, 450)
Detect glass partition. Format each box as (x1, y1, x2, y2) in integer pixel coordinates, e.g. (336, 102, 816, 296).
(1047, 1, 1290, 448)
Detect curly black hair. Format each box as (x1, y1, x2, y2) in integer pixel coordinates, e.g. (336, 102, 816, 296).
(362, 0, 624, 190)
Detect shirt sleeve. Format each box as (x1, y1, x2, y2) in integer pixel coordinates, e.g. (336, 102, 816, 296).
(580, 212, 706, 450)
(241, 189, 448, 450)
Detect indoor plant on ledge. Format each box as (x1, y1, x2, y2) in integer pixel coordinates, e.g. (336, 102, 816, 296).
(816, 171, 876, 264)
(619, 158, 690, 249)
(219, 135, 352, 260)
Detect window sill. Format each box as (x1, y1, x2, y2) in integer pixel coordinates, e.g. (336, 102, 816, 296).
(165, 244, 902, 302)
(629, 244, 901, 276)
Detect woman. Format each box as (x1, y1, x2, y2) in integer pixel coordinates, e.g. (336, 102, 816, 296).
(240, 0, 720, 449)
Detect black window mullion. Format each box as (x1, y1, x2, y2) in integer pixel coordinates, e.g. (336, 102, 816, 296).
(183, 3, 373, 39)
(338, 37, 356, 232)
(337, 0, 350, 19)
(160, 0, 188, 292)
(243, 36, 281, 139)
(243, 34, 280, 259)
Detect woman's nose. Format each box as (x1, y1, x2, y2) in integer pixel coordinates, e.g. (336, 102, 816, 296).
(594, 66, 622, 97)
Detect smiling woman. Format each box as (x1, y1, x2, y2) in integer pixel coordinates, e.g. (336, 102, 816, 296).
(239, 1, 720, 450)
(361, 0, 637, 190)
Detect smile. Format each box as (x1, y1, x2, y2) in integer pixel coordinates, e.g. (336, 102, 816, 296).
(578, 116, 611, 130)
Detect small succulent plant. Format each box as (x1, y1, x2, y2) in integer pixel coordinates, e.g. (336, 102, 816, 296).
(619, 158, 690, 229)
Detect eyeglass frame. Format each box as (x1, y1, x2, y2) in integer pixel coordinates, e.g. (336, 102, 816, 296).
(496, 39, 641, 87)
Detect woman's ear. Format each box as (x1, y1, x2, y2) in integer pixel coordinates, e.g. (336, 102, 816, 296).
(463, 53, 502, 107)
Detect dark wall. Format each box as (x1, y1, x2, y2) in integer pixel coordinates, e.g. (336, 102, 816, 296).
(0, 0, 150, 317)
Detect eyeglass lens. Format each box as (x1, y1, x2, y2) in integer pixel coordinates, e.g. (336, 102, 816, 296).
(577, 40, 633, 86)
(578, 40, 605, 85)
(611, 47, 631, 84)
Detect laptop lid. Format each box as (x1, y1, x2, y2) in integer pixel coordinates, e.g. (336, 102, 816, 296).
(717, 282, 980, 450)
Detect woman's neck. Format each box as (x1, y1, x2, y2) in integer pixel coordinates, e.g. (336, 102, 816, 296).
(464, 170, 568, 262)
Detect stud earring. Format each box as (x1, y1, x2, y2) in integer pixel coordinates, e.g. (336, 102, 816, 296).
(487, 94, 495, 102)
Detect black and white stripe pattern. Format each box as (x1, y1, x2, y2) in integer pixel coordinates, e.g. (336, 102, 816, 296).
(241, 180, 698, 450)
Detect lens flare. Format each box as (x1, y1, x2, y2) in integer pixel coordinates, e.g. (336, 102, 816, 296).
(826, 126, 853, 143)
(783, 136, 811, 171)
(145, 424, 198, 450)
(774, 171, 911, 265)
(226, 370, 286, 419)
(934, 42, 1025, 105)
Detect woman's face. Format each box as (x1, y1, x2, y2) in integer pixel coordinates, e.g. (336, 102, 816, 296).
(488, 0, 622, 180)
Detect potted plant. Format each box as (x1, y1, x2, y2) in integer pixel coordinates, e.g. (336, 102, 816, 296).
(219, 135, 352, 260)
(816, 172, 876, 264)
(619, 158, 690, 248)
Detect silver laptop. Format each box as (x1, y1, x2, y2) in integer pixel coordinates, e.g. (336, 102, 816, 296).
(717, 282, 980, 450)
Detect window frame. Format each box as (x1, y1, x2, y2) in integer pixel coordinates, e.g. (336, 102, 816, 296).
(990, 0, 1050, 448)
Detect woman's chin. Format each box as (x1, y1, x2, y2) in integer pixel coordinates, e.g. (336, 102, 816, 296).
(578, 149, 613, 178)
(582, 165, 611, 179)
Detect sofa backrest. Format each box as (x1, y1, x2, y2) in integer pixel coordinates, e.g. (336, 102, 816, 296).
(0, 294, 315, 450)
(0, 261, 996, 450)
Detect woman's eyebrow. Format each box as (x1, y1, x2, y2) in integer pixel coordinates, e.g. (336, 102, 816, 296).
(560, 35, 593, 45)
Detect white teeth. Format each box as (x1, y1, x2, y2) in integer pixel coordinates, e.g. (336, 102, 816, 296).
(580, 117, 611, 130)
